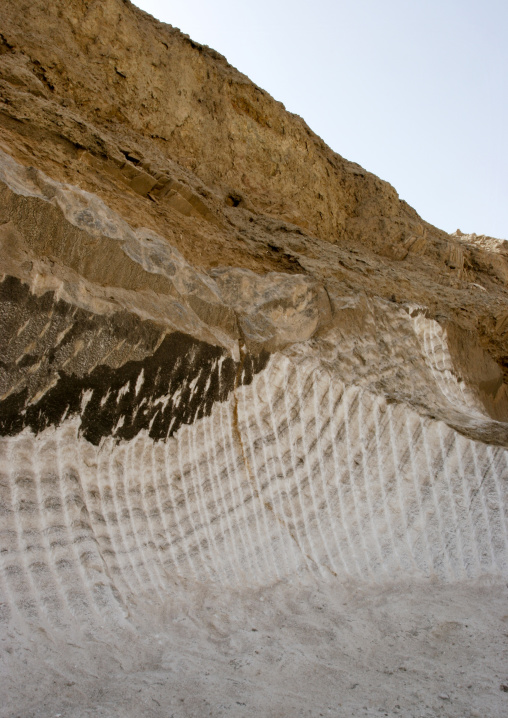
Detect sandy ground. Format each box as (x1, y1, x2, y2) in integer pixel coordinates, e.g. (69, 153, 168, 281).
(2, 576, 507, 718)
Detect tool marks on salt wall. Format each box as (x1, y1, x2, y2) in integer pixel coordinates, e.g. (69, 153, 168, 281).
(1, 353, 507, 633)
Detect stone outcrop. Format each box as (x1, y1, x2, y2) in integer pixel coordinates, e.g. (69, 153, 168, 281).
(1, 2, 507, 716)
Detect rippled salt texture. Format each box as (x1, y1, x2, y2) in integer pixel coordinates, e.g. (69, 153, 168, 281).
(2, 353, 507, 642)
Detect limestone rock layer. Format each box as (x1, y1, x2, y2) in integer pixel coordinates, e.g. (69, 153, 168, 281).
(1, 2, 508, 716)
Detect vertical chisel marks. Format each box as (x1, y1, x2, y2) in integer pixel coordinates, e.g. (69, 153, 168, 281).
(1, 354, 507, 630)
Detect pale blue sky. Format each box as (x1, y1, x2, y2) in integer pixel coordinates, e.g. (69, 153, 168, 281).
(133, 0, 507, 239)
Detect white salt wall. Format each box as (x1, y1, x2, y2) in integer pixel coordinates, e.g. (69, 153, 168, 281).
(1, 354, 507, 634)
(412, 311, 485, 415)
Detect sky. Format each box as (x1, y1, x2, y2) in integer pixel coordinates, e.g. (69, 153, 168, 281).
(133, 0, 507, 239)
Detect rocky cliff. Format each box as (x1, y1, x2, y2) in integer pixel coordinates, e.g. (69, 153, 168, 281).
(1, 2, 507, 716)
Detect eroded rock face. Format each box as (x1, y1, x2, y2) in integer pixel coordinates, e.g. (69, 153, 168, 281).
(0, 2, 507, 716)
(0, 277, 270, 445)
